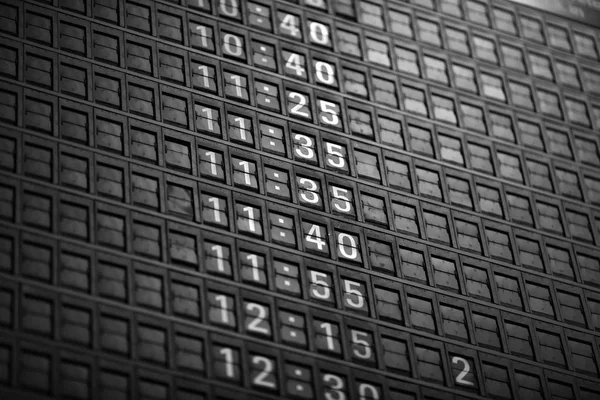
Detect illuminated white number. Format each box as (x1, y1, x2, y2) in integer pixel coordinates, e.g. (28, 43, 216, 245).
(320, 322, 336, 351)
(306, 224, 327, 250)
(309, 21, 330, 46)
(230, 75, 243, 98)
(452, 356, 475, 386)
(195, 25, 209, 47)
(197, 65, 210, 87)
(298, 178, 320, 204)
(285, 53, 306, 76)
(246, 254, 261, 281)
(280, 14, 301, 38)
(315, 61, 335, 85)
(214, 294, 230, 324)
(325, 143, 346, 169)
(289, 92, 310, 118)
(242, 206, 256, 232)
(343, 280, 364, 308)
(211, 244, 225, 271)
(223, 33, 242, 57)
(294, 134, 315, 159)
(351, 330, 372, 360)
(203, 151, 218, 175)
(200, 107, 214, 131)
(338, 233, 358, 260)
(309, 270, 331, 299)
(331, 186, 351, 213)
(219, 0, 239, 17)
(246, 303, 269, 334)
(233, 117, 247, 139)
(237, 161, 252, 186)
(318, 100, 340, 125)
(252, 356, 276, 388)
(323, 374, 346, 400)
(358, 383, 380, 400)
(208, 197, 221, 223)
(219, 347, 235, 378)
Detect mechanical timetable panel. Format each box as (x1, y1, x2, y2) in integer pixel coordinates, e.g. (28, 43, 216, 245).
(1, 0, 600, 399)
